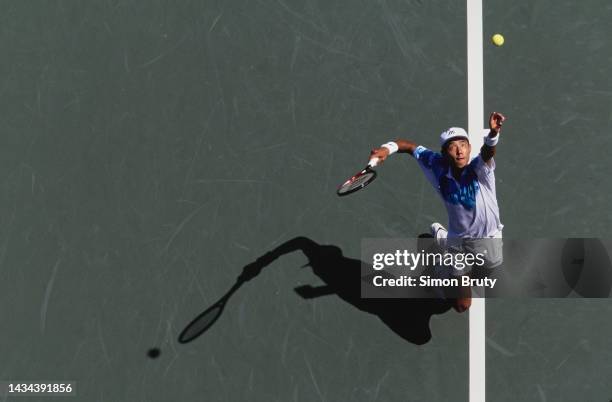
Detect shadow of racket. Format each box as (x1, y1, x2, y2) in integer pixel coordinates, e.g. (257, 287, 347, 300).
(178, 253, 275, 344)
(178, 281, 241, 344)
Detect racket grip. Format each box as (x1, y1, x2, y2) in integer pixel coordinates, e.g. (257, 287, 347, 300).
(368, 157, 379, 167)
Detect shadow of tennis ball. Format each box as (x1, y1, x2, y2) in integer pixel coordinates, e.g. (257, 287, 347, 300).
(562, 239, 612, 297)
(147, 348, 161, 359)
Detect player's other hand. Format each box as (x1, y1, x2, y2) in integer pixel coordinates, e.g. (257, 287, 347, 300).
(489, 112, 506, 134)
(369, 147, 390, 165)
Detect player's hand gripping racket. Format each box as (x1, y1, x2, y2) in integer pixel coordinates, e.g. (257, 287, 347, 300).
(336, 157, 379, 197)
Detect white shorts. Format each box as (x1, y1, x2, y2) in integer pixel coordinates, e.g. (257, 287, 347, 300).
(443, 228, 504, 277)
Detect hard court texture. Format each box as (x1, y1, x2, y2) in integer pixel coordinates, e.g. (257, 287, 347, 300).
(1, 1, 611, 401)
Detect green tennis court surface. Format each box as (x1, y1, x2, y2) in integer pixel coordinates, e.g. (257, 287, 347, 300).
(1, 1, 611, 401)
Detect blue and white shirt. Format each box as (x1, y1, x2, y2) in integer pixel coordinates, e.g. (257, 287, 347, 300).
(413, 145, 502, 238)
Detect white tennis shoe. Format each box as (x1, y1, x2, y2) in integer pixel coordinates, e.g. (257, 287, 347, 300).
(430, 222, 448, 248)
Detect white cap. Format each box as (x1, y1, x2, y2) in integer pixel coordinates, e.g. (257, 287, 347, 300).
(440, 127, 469, 147)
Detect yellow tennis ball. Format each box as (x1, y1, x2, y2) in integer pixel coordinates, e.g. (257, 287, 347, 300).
(492, 34, 504, 46)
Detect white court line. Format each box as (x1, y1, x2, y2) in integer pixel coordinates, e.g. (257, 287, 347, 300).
(466, 1, 486, 402)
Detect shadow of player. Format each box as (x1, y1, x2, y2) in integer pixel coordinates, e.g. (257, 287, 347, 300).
(179, 236, 452, 346)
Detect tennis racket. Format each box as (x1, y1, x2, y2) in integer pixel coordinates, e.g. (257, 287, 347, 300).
(337, 158, 379, 197)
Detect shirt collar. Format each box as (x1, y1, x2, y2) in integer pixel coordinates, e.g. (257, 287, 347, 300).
(445, 163, 470, 181)
(445, 165, 454, 179)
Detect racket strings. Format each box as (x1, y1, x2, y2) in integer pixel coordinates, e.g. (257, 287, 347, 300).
(338, 171, 375, 194)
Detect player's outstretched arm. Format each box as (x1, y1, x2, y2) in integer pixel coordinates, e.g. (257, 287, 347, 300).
(481, 112, 506, 164)
(369, 139, 418, 165)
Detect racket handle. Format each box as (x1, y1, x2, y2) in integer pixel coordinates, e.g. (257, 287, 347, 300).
(368, 157, 379, 168)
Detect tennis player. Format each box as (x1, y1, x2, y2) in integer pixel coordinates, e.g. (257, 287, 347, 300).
(369, 112, 506, 312)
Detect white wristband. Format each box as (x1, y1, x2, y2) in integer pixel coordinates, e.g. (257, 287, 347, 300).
(381, 141, 399, 154)
(485, 135, 499, 147)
